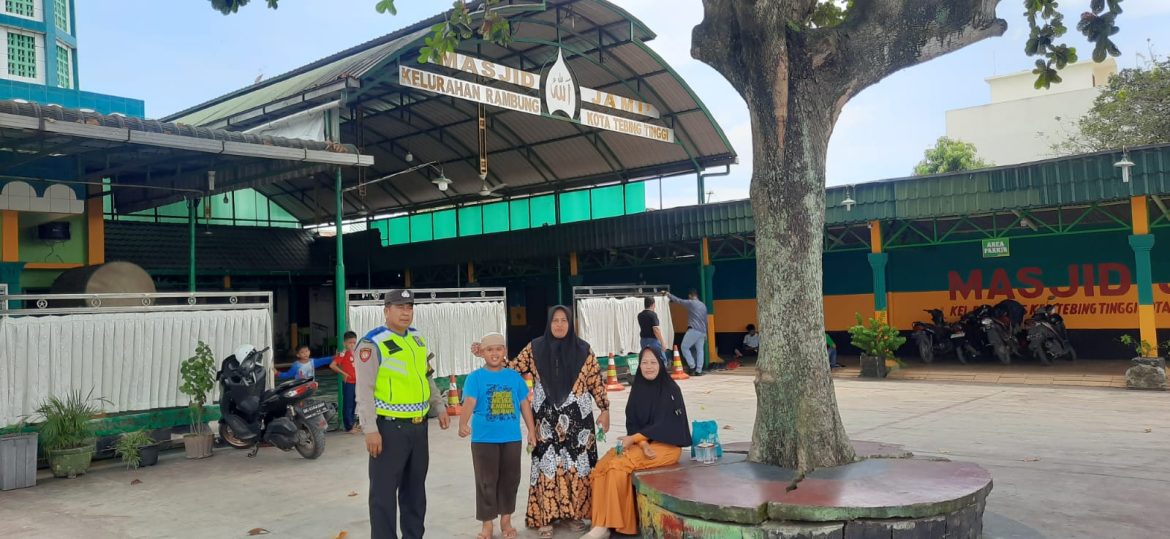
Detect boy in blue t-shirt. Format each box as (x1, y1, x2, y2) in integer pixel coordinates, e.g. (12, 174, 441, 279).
(459, 332, 535, 539)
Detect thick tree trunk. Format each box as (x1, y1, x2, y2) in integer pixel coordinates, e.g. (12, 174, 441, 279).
(692, 0, 1006, 475)
(743, 61, 855, 472)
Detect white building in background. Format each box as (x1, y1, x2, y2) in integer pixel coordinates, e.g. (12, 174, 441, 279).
(945, 58, 1117, 166)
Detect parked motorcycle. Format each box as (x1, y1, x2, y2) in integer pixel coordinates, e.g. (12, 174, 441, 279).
(1025, 300, 1077, 365)
(911, 309, 958, 364)
(981, 299, 1027, 365)
(216, 346, 329, 459)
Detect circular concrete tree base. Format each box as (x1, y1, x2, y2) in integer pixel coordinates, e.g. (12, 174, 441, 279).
(633, 451, 991, 538)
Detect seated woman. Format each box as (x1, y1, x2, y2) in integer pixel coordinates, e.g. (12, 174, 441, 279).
(582, 347, 691, 539)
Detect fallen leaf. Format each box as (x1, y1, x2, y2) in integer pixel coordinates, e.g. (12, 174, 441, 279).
(1144, 427, 1152, 433)
(130, 479, 142, 486)
(722, 425, 734, 430)
(247, 528, 269, 536)
(347, 491, 358, 497)
(332, 532, 348, 539)
(1020, 457, 1041, 462)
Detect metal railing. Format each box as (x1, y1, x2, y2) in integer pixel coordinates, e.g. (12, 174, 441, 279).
(347, 287, 507, 308)
(572, 285, 670, 299)
(0, 291, 273, 317)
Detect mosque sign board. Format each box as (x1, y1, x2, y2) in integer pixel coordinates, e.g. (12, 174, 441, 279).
(398, 50, 675, 144)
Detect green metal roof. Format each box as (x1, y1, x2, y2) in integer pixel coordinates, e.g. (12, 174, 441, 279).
(345, 143, 1170, 269)
(164, 28, 430, 127)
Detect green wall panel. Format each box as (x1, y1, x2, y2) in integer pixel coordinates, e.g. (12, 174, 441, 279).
(433, 210, 457, 240)
(483, 202, 510, 234)
(887, 230, 1136, 293)
(388, 217, 409, 245)
(625, 182, 647, 214)
(18, 213, 85, 264)
(823, 251, 875, 295)
(409, 214, 433, 243)
(530, 195, 556, 227)
(591, 185, 624, 219)
(510, 200, 530, 231)
(459, 206, 483, 236)
(560, 191, 591, 223)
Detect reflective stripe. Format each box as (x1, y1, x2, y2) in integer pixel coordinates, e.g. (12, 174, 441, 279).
(375, 399, 430, 413)
(379, 363, 409, 377)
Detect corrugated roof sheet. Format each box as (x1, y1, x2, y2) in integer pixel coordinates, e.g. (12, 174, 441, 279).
(105, 221, 328, 274)
(158, 0, 737, 222)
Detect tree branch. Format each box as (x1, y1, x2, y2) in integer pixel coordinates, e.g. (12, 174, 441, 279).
(826, 0, 1008, 101)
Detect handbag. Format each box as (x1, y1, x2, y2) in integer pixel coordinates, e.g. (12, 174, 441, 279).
(689, 419, 723, 458)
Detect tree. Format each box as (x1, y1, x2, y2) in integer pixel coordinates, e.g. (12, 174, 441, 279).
(211, 0, 1125, 476)
(1054, 57, 1170, 155)
(914, 137, 993, 176)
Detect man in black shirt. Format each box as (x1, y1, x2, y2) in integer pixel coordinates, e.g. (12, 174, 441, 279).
(637, 297, 669, 368)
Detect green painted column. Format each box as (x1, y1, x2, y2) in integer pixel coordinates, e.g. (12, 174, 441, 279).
(867, 253, 889, 320)
(188, 199, 197, 292)
(1129, 234, 1157, 345)
(334, 167, 347, 346)
(701, 238, 716, 367)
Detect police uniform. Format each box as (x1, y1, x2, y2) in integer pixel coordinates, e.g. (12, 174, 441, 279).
(355, 289, 446, 539)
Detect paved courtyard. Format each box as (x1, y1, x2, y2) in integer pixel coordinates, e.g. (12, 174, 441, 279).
(1, 373, 1166, 539)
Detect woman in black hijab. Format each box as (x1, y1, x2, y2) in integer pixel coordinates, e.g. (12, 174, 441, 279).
(473, 305, 610, 538)
(582, 347, 690, 539)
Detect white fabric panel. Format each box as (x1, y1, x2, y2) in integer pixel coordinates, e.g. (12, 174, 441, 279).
(576, 295, 675, 359)
(246, 109, 326, 141)
(348, 301, 506, 378)
(0, 309, 272, 426)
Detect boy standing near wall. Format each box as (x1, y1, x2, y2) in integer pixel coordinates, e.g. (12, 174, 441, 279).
(331, 331, 360, 433)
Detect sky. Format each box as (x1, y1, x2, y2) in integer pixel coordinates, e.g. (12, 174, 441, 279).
(75, 1, 1170, 209)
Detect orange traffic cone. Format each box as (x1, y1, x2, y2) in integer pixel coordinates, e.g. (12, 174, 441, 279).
(524, 373, 534, 404)
(670, 345, 690, 380)
(447, 375, 462, 416)
(605, 353, 625, 392)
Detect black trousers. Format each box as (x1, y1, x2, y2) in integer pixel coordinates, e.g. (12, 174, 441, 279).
(370, 417, 429, 539)
(470, 442, 522, 521)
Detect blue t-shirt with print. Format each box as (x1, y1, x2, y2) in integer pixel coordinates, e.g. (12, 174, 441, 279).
(463, 367, 529, 443)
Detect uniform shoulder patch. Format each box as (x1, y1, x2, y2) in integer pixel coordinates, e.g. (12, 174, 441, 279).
(357, 342, 376, 363)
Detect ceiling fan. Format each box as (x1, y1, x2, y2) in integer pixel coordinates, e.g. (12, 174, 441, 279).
(478, 177, 506, 197)
(475, 102, 504, 198)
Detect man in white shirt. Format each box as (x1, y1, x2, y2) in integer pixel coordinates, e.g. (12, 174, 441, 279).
(734, 324, 760, 359)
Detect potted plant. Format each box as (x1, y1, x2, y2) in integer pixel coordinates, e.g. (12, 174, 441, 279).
(849, 314, 907, 379)
(35, 390, 105, 479)
(180, 341, 217, 459)
(0, 420, 37, 490)
(114, 430, 160, 469)
(1119, 335, 1167, 391)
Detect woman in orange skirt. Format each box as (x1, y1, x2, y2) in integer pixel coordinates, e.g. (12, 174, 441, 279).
(582, 347, 691, 538)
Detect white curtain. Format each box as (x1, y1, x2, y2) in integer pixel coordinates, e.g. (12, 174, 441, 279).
(0, 309, 272, 426)
(576, 295, 674, 358)
(348, 301, 506, 378)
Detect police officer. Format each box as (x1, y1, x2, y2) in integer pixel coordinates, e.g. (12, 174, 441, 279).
(355, 289, 449, 539)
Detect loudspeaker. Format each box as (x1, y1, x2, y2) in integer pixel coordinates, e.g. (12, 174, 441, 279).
(37, 221, 70, 241)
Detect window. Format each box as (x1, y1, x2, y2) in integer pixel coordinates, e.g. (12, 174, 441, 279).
(55, 44, 70, 88)
(4, 0, 34, 18)
(54, 0, 69, 33)
(7, 32, 37, 79)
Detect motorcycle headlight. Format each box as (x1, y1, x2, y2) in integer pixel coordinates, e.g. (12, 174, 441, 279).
(981, 318, 993, 326)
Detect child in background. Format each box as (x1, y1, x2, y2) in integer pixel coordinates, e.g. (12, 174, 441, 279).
(330, 331, 360, 433)
(459, 332, 535, 539)
(292, 345, 315, 380)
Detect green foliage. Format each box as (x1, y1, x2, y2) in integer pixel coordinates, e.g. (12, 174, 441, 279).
(113, 430, 156, 470)
(1026, 0, 1125, 89)
(208, 0, 278, 15)
(34, 390, 105, 452)
(1118, 334, 1169, 357)
(808, 1, 854, 29)
(1054, 57, 1170, 154)
(847, 314, 906, 361)
(179, 341, 217, 434)
(418, 0, 511, 64)
(914, 137, 992, 176)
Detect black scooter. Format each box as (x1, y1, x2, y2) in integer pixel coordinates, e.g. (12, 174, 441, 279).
(216, 346, 328, 459)
(911, 309, 957, 364)
(1026, 300, 1077, 365)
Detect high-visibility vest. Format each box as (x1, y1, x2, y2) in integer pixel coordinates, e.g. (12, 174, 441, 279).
(362, 327, 431, 419)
